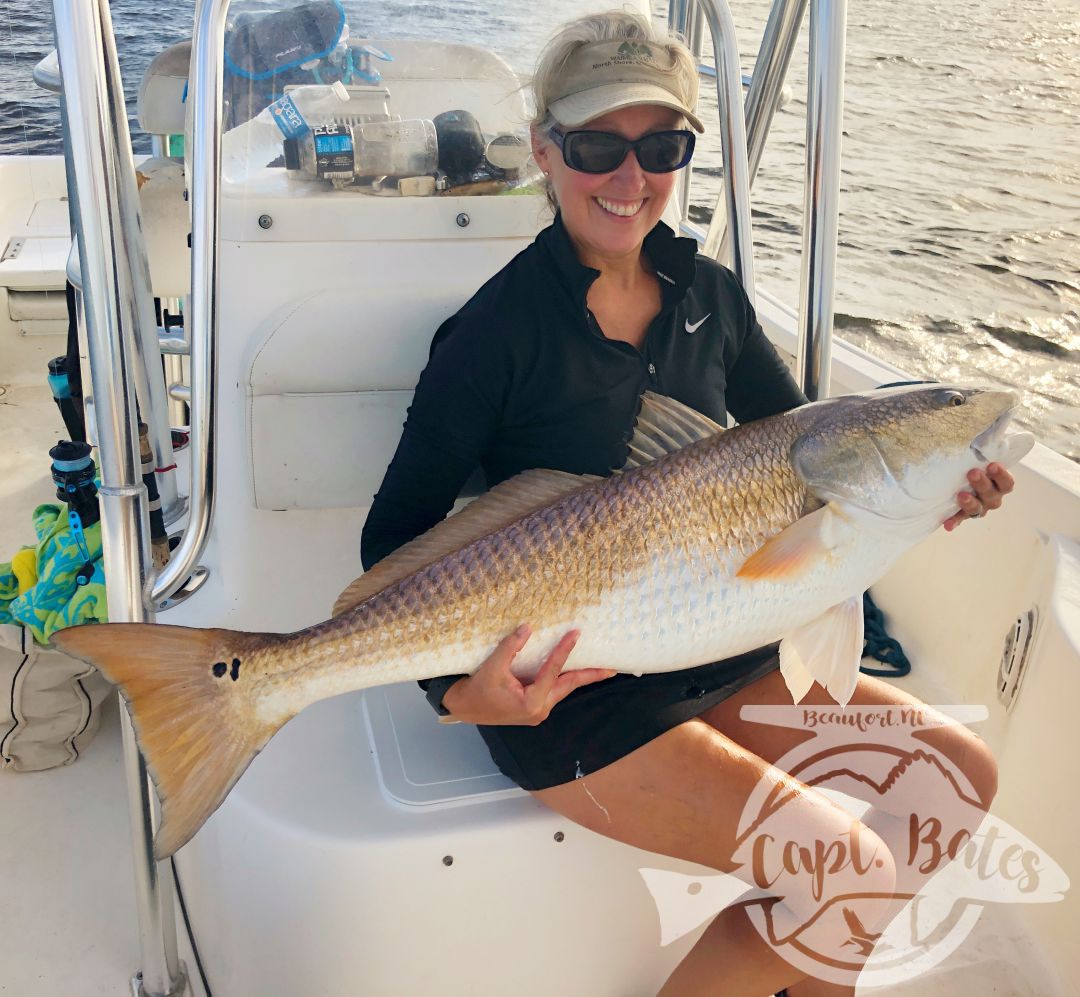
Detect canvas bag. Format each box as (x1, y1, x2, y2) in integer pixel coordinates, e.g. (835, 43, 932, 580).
(0, 623, 112, 772)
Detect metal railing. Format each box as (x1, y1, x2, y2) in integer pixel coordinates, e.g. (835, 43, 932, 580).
(50, 0, 221, 980)
(704, 0, 809, 262)
(796, 0, 846, 400)
(51, 0, 187, 993)
(676, 0, 844, 401)
(670, 0, 756, 300)
(147, 0, 223, 609)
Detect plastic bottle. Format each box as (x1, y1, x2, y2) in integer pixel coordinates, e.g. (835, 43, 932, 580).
(210, 81, 350, 184)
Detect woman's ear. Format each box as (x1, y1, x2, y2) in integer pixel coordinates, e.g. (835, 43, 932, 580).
(530, 124, 552, 174)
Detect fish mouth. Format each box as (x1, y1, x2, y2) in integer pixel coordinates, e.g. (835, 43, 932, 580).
(971, 402, 1035, 466)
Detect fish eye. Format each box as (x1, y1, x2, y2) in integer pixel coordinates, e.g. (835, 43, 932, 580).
(940, 391, 965, 408)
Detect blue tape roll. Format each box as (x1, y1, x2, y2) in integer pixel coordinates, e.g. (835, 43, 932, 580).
(51, 456, 92, 472)
(48, 372, 72, 400)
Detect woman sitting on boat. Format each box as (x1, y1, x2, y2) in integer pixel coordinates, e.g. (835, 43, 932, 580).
(361, 10, 1011, 994)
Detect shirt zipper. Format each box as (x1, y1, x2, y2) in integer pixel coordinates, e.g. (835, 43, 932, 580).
(585, 295, 666, 392)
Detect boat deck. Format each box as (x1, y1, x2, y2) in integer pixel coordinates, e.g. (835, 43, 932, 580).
(0, 694, 206, 997)
(0, 384, 63, 558)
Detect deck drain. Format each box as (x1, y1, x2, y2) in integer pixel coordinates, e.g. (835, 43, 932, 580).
(998, 607, 1038, 711)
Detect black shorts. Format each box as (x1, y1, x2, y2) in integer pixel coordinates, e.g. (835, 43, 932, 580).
(476, 644, 781, 791)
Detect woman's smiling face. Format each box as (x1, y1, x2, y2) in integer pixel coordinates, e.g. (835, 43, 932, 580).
(532, 104, 684, 267)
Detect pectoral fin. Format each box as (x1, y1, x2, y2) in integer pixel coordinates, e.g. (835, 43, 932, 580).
(736, 503, 844, 580)
(778, 595, 864, 706)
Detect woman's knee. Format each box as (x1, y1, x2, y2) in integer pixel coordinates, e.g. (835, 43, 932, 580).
(751, 792, 898, 920)
(926, 723, 998, 811)
(754, 804, 898, 952)
(960, 732, 998, 809)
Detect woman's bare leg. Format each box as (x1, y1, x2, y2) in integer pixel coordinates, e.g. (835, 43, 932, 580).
(700, 667, 999, 996)
(531, 716, 897, 997)
(701, 669, 998, 810)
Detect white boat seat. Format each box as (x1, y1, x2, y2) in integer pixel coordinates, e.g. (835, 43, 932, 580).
(134, 40, 192, 300)
(240, 183, 549, 511)
(0, 236, 70, 292)
(248, 285, 470, 510)
(135, 157, 189, 298)
(137, 40, 190, 138)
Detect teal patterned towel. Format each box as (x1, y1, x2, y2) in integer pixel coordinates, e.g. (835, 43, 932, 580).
(0, 504, 107, 644)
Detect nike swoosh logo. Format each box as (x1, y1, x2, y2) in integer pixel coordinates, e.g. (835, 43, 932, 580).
(684, 313, 711, 334)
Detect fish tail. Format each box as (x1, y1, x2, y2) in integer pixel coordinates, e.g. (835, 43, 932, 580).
(51, 622, 278, 859)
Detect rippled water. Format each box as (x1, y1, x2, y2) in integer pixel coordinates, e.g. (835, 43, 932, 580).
(692, 0, 1080, 461)
(2, 0, 1077, 460)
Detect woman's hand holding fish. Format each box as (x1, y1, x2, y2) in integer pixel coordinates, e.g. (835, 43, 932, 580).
(943, 462, 1014, 531)
(440, 624, 617, 726)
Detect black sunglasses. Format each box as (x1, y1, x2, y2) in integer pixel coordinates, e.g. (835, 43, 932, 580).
(548, 127, 696, 175)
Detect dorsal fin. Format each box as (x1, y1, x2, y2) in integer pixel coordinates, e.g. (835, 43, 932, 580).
(332, 468, 598, 617)
(335, 393, 723, 616)
(622, 391, 725, 470)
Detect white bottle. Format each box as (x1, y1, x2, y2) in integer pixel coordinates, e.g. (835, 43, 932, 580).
(212, 81, 350, 184)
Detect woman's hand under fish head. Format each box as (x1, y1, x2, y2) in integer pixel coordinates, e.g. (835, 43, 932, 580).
(942, 461, 1015, 531)
(440, 624, 617, 726)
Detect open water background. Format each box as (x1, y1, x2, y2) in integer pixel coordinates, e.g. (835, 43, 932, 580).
(2, 0, 1077, 461)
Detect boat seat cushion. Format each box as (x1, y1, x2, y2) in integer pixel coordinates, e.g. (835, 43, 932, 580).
(137, 41, 190, 137)
(248, 287, 473, 510)
(0, 237, 69, 292)
(136, 158, 190, 298)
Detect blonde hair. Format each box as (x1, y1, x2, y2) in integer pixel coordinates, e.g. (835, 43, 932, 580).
(529, 10, 699, 210)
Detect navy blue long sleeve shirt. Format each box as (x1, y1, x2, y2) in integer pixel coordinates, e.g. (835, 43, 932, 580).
(361, 214, 805, 571)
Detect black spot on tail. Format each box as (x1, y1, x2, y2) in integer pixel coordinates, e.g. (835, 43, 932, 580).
(230, 658, 242, 681)
(212, 662, 227, 678)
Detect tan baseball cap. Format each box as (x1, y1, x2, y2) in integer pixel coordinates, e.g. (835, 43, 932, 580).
(548, 39, 704, 134)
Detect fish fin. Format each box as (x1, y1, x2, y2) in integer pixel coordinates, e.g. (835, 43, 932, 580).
(778, 641, 817, 704)
(778, 595, 864, 706)
(50, 622, 278, 858)
(621, 392, 724, 470)
(333, 468, 599, 617)
(736, 503, 844, 580)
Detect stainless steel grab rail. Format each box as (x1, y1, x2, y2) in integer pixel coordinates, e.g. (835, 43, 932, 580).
(669, 0, 703, 231)
(797, 0, 846, 400)
(689, 0, 843, 402)
(147, 0, 224, 607)
(672, 0, 756, 299)
(97, 12, 182, 528)
(51, 0, 186, 992)
(705, 0, 808, 262)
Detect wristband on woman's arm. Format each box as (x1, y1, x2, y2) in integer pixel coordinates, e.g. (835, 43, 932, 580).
(423, 674, 467, 717)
